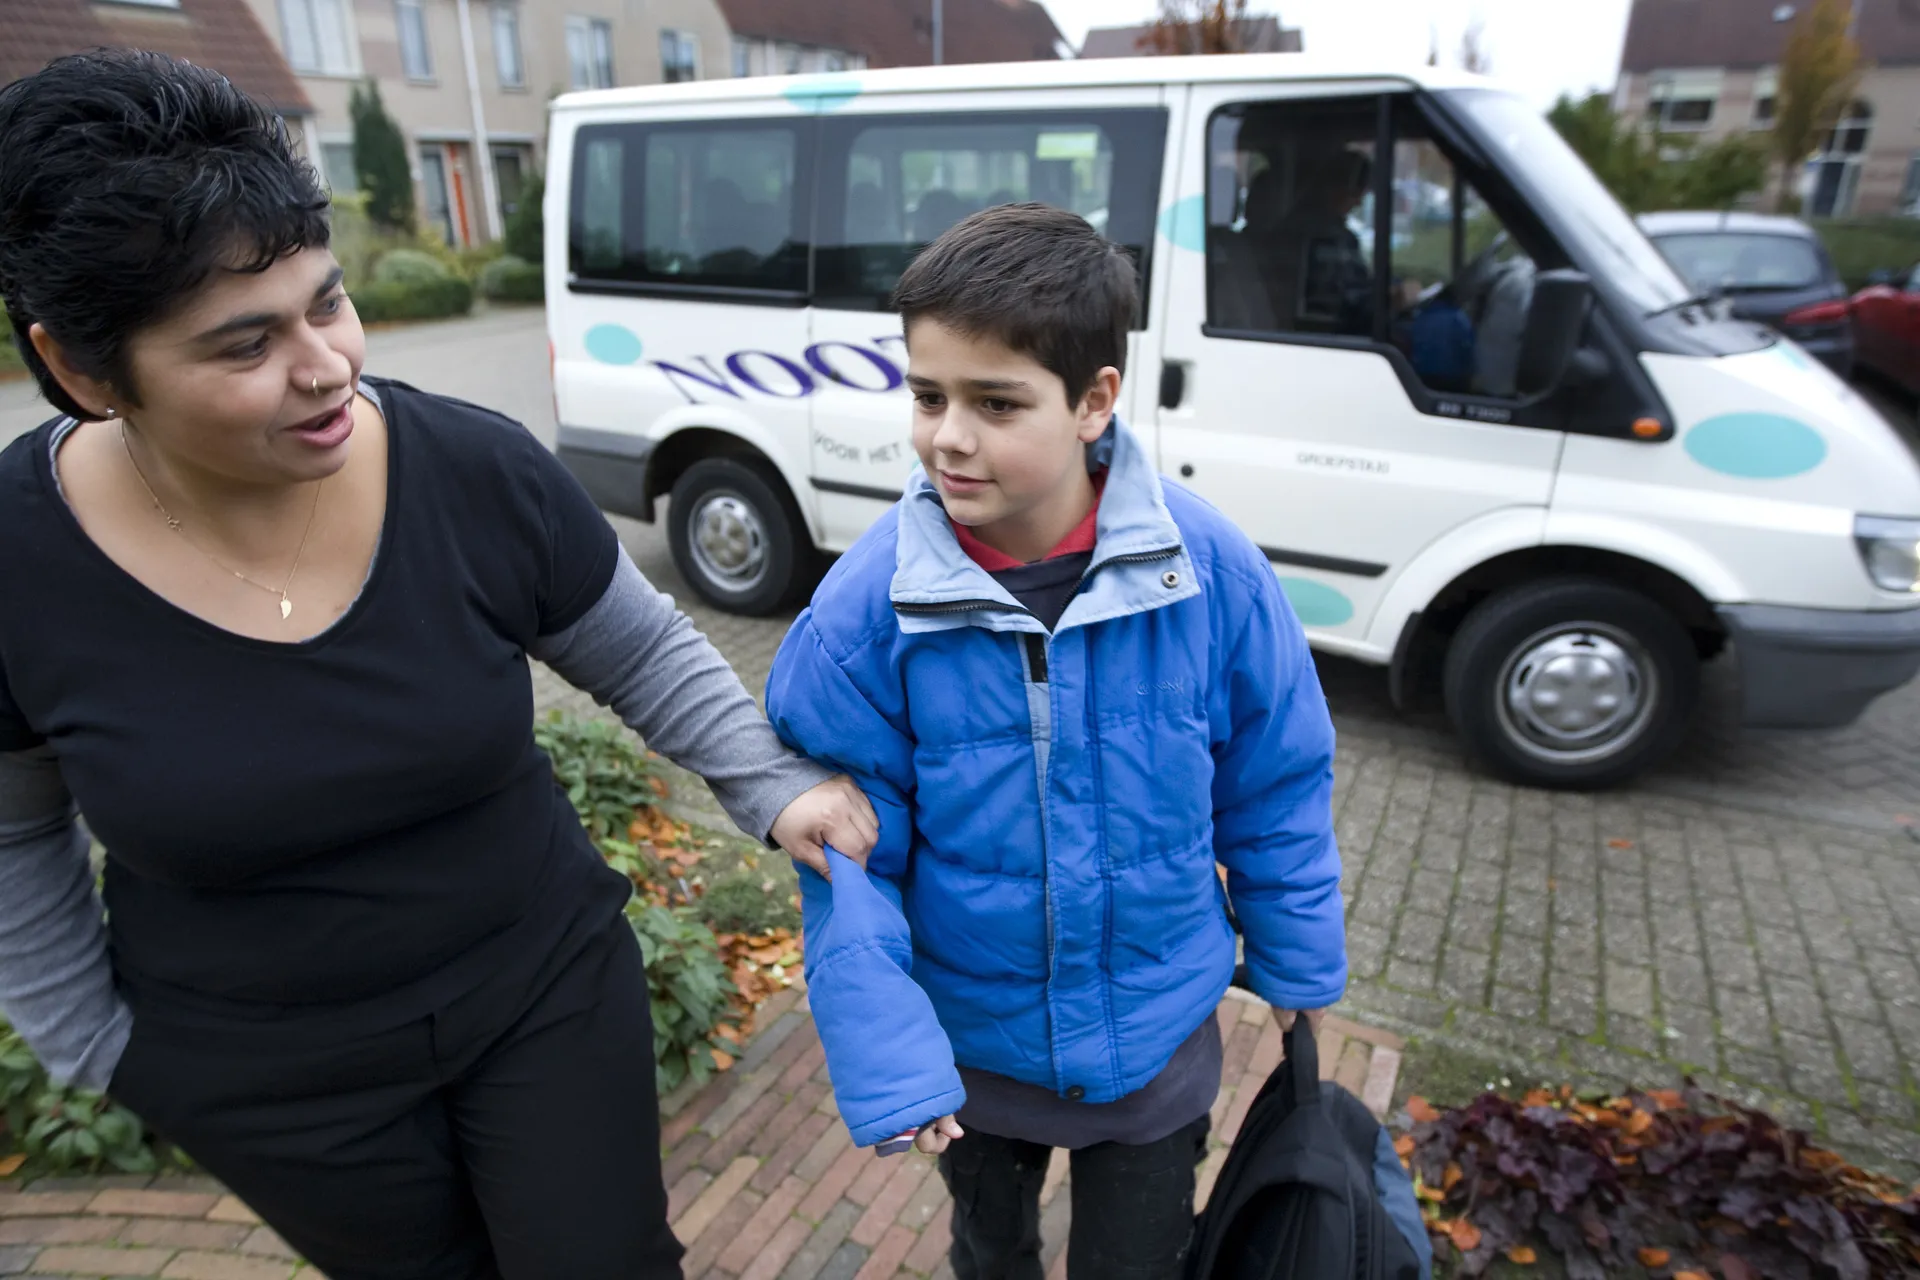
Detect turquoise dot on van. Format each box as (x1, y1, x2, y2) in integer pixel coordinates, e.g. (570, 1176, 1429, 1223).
(1683, 412, 1827, 480)
(1277, 578, 1354, 627)
(1158, 195, 1206, 253)
(584, 324, 643, 366)
(1776, 341, 1813, 371)
(783, 77, 862, 113)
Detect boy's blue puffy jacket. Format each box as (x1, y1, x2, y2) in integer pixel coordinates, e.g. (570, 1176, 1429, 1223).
(766, 420, 1346, 1147)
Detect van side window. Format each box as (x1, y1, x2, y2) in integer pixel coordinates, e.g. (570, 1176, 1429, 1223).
(814, 109, 1167, 314)
(1205, 100, 1379, 340)
(569, 120, 808, 296)
(1383, 115, 1538, 398)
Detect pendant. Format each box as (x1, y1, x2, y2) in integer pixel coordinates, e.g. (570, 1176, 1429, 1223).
(279, 597, 293, 620)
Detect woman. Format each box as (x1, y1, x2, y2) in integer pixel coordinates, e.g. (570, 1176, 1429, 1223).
(0, 51, 874, 1279)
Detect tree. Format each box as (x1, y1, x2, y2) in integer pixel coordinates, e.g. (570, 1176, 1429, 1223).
(1549, 92, 1769, 213)
(349, 80, 415, 232)
(503, 172, 544, 264)
(1458, 17, 1492, 74)
(1141, 0, 1252, 55)
(1770, 0, 1863, 212)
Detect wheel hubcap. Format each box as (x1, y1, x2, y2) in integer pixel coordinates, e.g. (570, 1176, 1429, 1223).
(689, 492, 769, 592)
(1496, 624, 1658, 764)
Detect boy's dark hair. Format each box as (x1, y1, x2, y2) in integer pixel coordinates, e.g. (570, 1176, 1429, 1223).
(893, 203, 1136, 407)
(0, 50, 332, 419)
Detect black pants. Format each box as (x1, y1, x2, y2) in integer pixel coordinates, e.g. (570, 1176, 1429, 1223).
(108, 919, 681, 1280)
(938, 1115, 1211, 1280)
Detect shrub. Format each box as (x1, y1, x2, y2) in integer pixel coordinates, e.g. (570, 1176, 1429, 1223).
(696, 869, 801, 936)
(349, 81, 414, 232)
(504, 173, 545, 265)
(349, 276, 473, 324)
(479, 255, 545, 304)
(372, 248, 455, 286)
(1, 1022, 163, 1177)
(1815, 218, 1920, 291)
(629, 903, 739, 1094)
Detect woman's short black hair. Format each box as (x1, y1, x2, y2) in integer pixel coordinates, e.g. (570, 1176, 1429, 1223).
(0, 50, 331, 419)
(893, 203, 1137, 408)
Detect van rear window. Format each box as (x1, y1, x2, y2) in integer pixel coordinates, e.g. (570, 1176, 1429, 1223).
(569, 119, 808, 296)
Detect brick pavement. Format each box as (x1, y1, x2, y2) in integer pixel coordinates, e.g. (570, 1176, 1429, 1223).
(0, 991, 1403, 1279)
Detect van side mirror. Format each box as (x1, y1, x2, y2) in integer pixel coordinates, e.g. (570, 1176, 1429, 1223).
(1516, 269, 1594, 399)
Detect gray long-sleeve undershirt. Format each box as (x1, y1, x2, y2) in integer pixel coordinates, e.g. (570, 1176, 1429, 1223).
(0, 544, 829, 1092)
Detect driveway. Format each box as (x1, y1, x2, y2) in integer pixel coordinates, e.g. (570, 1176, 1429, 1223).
(11, 308, 1918, 1175)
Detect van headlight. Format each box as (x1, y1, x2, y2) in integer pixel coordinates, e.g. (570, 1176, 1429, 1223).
(1855, 516, 1920, 593)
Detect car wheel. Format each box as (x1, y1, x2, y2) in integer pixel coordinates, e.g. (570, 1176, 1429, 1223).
(667, 458, 813, 616)
(1443, 578, 1699, 788)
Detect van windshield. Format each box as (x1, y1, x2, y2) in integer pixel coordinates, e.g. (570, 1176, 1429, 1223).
(1441, 89, 1694, 316)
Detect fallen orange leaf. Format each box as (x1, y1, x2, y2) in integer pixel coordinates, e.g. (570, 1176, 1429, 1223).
(710, 1048, 735, 1071)
(1522, 1089, 1554, 1108)
(1638, 1247, 1671, 1267)
(1449, 1219, 1482, 1252)
(1443, 1162, 1463, 1191)
(1647, 1088, 1684, 1111)
(1505, 1245, 1537, 1264)
(1393, 1135, 1415, 1158)
(1674, 1272, 1710, 1280)
(0, 1153, 22, 1176)
(1417, 1183, 1447, 1203)
(1607, 838, 1635, 849)
(1407, 1096, 1441, 1124)
(1627, 1109, 1654, 1136)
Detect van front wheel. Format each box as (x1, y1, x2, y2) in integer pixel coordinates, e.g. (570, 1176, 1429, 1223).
(667, 458, 812, 616)
(1443, 579, 1698, 788)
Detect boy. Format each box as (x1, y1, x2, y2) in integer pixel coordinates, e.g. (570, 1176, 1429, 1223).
(766, 204, 1346, 1280)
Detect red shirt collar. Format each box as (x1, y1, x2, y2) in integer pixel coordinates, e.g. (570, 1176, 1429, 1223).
(952, 472, 1106, 572)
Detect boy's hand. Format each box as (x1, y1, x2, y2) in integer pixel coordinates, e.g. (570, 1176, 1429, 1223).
(771, 775, 878, 879)
(914, 1116, 965, 1155)
(1274, 1008, 1326, 1035)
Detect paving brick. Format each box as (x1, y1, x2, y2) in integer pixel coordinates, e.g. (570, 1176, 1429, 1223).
(662, 1132, 713, 1187)
(203, 1200, 259, 1226)
(674, 1155, 757, 1245)
(702, 1092, 786, 1173)
(852, 1225, 916, 1280)
(236, 1230, 294, 1262)
(32, 1245, 174, 1276)
(754, 1111, 836, 1195)
(849, 1158, 930, 1247)
(0, 1244, 39, 1276)
(716, 1175, 809, 1274)
(902, 1209, 952, 1276)
(793, 1124, 852, 1184)
(87, 1191, 218, 1219)
(843, 1151, 896, 1209)
(0, 1198, 93, 1220)
(782, 1200, 862, 1280)
(751, 1082, 833, 1160)
(660, 1075, 734, 1148)
(740, 1215, 814, 1280)
(681, 1185, 762, 1278)
(121, 1221, 253, 1251)
(894, 1165, 949, 1233)
(797, 1142, 869, 1224)
(159, 1253, 295, 1280)
(0, 1217, 126, 1245)
(666, 1166, 712, 1227)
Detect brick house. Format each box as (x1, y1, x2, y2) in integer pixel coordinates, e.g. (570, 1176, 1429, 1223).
(717, 0, 1064, 78)
(1078, 14, 1302, 58)
(1615, 0, 1920, 216)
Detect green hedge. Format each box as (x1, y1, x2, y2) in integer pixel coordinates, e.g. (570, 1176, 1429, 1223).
(372, 247, 456, 287)
(1813, 219, 1920, 291)
(478, 255, 545, 304)
(349, 276, 473, 324)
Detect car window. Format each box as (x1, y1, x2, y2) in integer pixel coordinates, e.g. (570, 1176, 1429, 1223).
(1908, 264, 1920, 292)
(570, 120, 808, 294)
(813, 108, 1167, 315)
(1650, 232, 1825, 293)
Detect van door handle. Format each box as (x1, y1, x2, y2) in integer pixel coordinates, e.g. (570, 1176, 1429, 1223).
(1159, 362, 1186, 410)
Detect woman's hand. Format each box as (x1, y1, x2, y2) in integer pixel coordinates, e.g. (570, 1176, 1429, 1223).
(770, 775, 878, 879)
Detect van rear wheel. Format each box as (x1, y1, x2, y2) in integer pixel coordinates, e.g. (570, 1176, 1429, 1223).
(1443, 579, 1698, 788)
(667, 458, 812, 616)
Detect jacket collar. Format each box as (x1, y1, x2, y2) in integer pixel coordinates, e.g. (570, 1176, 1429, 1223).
(890, 416, 1199, 635)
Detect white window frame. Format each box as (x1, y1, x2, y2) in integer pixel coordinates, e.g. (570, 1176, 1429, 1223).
(1750, 67, 1779, 130)
(566, 15, 615, 90)
(1647, 68, 1722, 132)
(280, 0, 361, 76)
(492, 4, 525, 89)
(317, 137, 358, 194)
(731, 34, 753, 77)
(395, 0, 435, 81)
(661, 29, 700, 83)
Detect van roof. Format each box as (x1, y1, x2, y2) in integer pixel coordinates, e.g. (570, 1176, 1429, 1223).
(548, 52, 1501, 115)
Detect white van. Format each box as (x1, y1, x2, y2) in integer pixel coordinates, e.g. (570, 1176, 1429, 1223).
(544, 54, 1920, 788)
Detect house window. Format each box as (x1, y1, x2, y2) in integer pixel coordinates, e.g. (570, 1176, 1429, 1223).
(661, 29, 699, 83)
(280, 0, 356, 74)
(778, 42, 802, 74)
(823, 50, 847, 72)
(731, 35, 753, 77)
(566, 16, 615, 89)
(396, 0, 434, 80)
(493, 5, 524, 88)
(492, 145, 533, 221)
(1808, 100, 1874, 217)
(1751, 67, 1778, 129)
(1900, 152, 1920, 214)
(320, 141, 358, 193)
(1647, 69, 1722, 131)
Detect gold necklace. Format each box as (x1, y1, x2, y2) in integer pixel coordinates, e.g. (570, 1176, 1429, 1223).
(120, 423, 324, 621)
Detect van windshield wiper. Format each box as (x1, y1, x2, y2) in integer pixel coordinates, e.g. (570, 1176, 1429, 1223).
(1644, 291, 1728, 321)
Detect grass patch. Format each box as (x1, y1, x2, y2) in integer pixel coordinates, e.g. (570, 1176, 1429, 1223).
(1393, 1035, 1521, 1112)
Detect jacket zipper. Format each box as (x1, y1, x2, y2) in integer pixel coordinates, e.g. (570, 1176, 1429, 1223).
(1022, 629, 1061, 1089)
(894, 598, 1033, 618)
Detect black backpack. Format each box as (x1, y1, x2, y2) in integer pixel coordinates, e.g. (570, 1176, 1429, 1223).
(1186, 1018, 1427, 1280)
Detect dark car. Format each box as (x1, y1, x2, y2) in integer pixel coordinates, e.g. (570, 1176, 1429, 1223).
(1638, 211, 1855, 377)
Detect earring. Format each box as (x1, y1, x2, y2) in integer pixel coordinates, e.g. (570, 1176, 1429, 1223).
(103, 407, 116, 419)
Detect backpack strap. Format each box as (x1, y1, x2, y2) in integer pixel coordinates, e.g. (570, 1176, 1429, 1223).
(1284, 1017, 1319, 1109)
